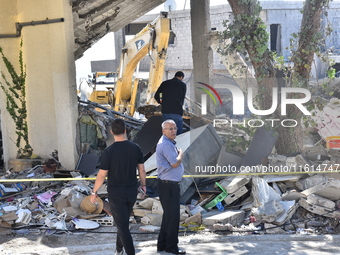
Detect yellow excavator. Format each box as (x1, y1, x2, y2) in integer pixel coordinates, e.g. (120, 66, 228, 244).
(114, 12, 171, 116)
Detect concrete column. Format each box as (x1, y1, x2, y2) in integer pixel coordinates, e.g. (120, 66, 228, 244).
(0, 0, 79, 169)
(190, 0, 213, 116)
(114, 28, 126, 70)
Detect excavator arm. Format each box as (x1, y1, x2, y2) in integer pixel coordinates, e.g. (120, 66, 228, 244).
(114, 12, 170, 116)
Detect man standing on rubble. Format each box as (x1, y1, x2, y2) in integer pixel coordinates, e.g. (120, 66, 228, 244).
(154, 71, 186, 135)
(91, 118, 146, 255)
(156, 119, 186, 254)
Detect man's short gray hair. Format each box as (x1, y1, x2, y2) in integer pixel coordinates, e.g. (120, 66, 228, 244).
(161, 119, 176, 129)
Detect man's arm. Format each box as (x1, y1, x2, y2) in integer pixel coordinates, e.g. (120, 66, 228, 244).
(154, 83, 163, 104)
(137, 163, 147, 193)
(90, 169, 108, 203)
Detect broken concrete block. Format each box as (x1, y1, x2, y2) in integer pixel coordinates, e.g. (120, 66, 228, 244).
(299, 198, 340, 218)
(180, 205, 189, 221)
(295, 154, 313, 171)
(151, 200, 163, 214)
(224, 186, 248, 205)
(185, 213, 202, 225)
(281, 190, 306, 201)
(141, 213, 163, 226)
(302, 179, 340, 201)
(252, 200, 285, 223)
(139, 225, 161, 232)
(202, 210, 245, 226)
(15, 209, 31, 225)
(133, 208, 152, 217)
(212, 223, 233, 231)
(273, 201, 298, 225)
(240, 196, 253, 211)
(223, 176, 250, 194)
(138, 197, 158, 210)
(252, 176, 281, 207)
(307, 194, 335, 210)
(303, 145, 329, 161)
(296, 174, 329, 191)
(265, 223, 286, 234)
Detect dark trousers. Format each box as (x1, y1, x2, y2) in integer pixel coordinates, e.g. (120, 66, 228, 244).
(162, 113, 183, 135)
(157, 180, 180, 251)
(109, 195, 136, 255)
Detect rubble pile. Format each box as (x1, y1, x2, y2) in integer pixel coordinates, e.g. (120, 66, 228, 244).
(1, 99, 340, 237)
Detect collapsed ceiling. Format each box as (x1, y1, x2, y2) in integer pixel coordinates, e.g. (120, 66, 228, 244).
(72, 0, 166, 60)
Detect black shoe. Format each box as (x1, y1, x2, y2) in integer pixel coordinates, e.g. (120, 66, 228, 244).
(165, 248, 186, 254)
(157, 248, 165, 252)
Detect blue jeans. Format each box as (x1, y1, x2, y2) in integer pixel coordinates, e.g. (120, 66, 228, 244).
(162, 113, 183, 135)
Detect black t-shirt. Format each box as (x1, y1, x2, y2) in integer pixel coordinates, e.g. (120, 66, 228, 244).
(154, 77, 186, 115)
(100, 140, 144, 198)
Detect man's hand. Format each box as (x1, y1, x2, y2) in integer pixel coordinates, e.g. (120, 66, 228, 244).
(138, 185, 146, 198)
(90, 193, 97, 203)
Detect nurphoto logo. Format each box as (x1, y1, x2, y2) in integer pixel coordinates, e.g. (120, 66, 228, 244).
(197, 82, 312, 128)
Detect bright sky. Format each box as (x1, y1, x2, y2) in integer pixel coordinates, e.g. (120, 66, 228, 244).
(75, 0, 227, 85)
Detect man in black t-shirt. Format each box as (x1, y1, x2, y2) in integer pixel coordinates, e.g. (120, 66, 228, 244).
(91, 119, 146, 255)
(154, 71, 187, 135)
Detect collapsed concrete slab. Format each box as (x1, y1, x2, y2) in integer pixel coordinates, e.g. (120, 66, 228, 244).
(202, 210, 245, 226)
(299, 198, 340, 218)
(302, 179, 340, 201)
(296, 174, 329, 191)
(307, 194, 335, 210)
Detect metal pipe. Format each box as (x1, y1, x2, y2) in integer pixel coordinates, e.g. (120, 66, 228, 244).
(0, 18, 64, 38)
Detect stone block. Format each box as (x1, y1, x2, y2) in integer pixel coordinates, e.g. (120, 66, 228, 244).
(302, 179, 340, 201)
(133, 208, 152, 217)
(252, 200, 285, 223)
(138, 197, 158, 210)
(185, 213, 202, 224)
(152, 200, 163, 214)
(224, 176, 250, 194)
(282, 190, 306, 201)
(296, 174, 329, 191)
(273, 201, 298, 225)
(265, 223, 286, 234)
(202, 210, 245, 226)
(299, 198, 340, 218)
(307, 194, 335, 209)
(224, 186, 248, 205)
(141, 213, 163, 226)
